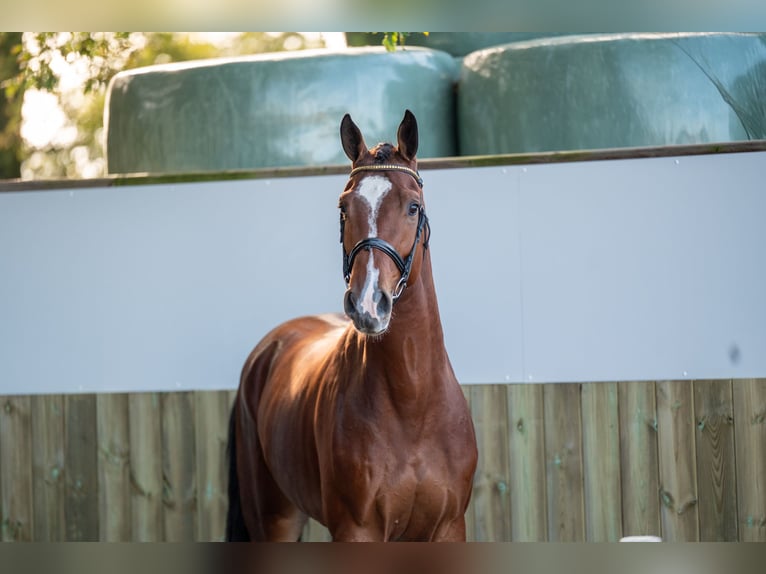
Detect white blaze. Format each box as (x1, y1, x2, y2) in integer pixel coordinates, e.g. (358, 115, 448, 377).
(360, 255, 380, 319)
(357, 176, 391, 237)
(355, 176, 391, 317)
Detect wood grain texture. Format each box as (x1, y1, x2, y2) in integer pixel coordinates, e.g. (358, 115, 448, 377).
(470, 385, 512, 541)
(0, 396, 33, 541)
(161, 391, 198, 541)
(732, 378, 766, 542)
(31, 394, 66, 541)
(618, 381, 661, 538)
(461, 385, 476, 542)
(581, 382, 622, 541)
(64, 394, 99, 541)
(693, 379, 738, 541)
(194, 390, 231, 541)
(0, 382, 762, 542)
(129, 393, 164, 541)
(656, 380, 699, 541)
(507, 383, 547, 541)
(97, 393, 131, 541)
(544, 383, 585, 541)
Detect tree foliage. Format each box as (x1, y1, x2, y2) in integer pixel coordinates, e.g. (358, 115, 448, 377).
(382, 32, 429, 52)
(345, 32, 429, 52)
(0, 32, 24, 179)
(3, 32, 322, 180)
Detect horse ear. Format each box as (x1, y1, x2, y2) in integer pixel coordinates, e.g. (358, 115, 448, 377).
(340, 114, 368, 163)
(397, 109, 419, 161)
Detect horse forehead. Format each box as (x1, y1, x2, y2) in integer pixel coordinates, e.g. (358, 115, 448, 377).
(355, 175, 393, 209)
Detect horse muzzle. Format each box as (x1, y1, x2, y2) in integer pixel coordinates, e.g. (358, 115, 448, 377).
(344, 287, 392, 336)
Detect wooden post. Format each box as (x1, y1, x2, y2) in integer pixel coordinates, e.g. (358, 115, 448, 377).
(507, 383, 547, 541)
(544, 383, 585, 541)
(64, 394, 99, 541)
(97, 393, 131, 541)
(732, 378, 766, 542)
(31, 395, 66, 541)
(461, 384, 476, 542)
(129, 392, 164, 541)
(581, 382, 623, 541)
(161, 391, 198, 541)
(195, 390, 231, 541)
(656, 380, 699, 541)
(470, 384, 512, 541)
(618, 381, 661, 538)
(0, 395, 33, 541)
(693, 379, 738, 541)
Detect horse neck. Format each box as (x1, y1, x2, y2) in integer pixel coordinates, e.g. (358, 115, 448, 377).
(386, 251, 444, 347)
(352, 251, 451, 404)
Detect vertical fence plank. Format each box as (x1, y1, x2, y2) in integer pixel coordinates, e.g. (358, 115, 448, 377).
(618, 381, 661, 538)
(0, 412, 2, 539)
(0, 411, 2, 539)
(733, 378, 766, 541)
(64, 394, 99, 541)
(544, 383, 585, 541)
(31, 394, 66, 541)
(161, 391, 198, 542)
(461, 385, 476, 542)
(581, 382, 623, 541)
(302, 517, 332, 541)
(470, 384, 512, 541)
(656, 380, 699, 541)
(5, 380, 760, 542)
(129, 392, 164, 541)
(506, 383, 547, 541)
(0, 396, 34, 541)
(693, 379, 738, 541)
(195, 390, 231, 541)
(97, 393, 131, 541)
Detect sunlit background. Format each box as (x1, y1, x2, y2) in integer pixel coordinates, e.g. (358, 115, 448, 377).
(17, 32, 348, 180)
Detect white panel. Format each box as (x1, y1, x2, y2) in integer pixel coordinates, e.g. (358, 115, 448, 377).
(0, 178, 345, 394)
(427, 166, 524, 384)
(1, 151, 765, 394)
(519, 152, 766, 382)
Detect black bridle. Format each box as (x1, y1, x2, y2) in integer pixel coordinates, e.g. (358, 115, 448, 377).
(340, 165, 430, 301)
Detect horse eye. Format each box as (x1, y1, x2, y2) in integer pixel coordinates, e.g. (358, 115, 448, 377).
(408, 202, 420, 216)
(339, 205, 347, 218)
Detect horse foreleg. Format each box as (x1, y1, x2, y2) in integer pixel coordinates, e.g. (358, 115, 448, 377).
(432, 516, 468, 542)
(260, 511, 308, 541)
(237, 438, 308, 541)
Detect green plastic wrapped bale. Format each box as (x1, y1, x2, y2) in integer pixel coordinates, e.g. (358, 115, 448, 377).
(458, 33, 766, 155)
(104, 47, 458, 175)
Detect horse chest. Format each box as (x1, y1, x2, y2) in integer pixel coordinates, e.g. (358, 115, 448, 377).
(327, 419, 471, 540)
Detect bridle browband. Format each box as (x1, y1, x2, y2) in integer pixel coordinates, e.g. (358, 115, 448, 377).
(341, 164, 430, 301)
(348, 164, 424, 188)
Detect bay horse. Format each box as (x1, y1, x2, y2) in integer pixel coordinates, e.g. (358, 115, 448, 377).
(226, 110, 478, 542)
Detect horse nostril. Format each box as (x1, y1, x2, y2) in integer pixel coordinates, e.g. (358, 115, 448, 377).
(378, 291, 392, 317)
(344, 290, 357, 318)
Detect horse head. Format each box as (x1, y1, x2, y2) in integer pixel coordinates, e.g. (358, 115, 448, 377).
(338, 110, 430, 336)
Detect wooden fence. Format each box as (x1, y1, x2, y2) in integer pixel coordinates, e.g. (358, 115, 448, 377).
(1, 379, 764, 542)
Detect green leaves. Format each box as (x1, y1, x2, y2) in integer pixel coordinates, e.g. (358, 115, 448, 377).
(381, 32, 429, 52)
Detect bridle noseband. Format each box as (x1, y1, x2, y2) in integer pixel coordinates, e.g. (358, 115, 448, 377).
(341, 165, 430, 302)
